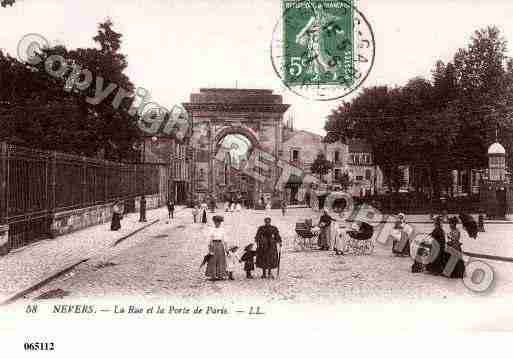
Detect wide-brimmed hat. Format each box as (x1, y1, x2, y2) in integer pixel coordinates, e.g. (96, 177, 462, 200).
(229, 245, 239, 252)
(244, 243, 254, 251)
(212, 215, 224, 223)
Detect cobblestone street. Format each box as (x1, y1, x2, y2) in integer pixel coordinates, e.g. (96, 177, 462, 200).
(24, 207, 513, 306)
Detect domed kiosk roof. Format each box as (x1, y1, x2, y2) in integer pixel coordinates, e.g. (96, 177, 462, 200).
(488, 142, 506, 155)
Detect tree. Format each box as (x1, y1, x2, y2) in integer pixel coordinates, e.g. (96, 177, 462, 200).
(325, 26, 513, 200)
(1, 0, 15, 8)
(310, 153, 333, 183)
(0, 19, 141, 160)
(337, 171, 353, 191)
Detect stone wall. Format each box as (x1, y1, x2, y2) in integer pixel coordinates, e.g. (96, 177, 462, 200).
(50, 194, 161, 238)
(50, 202, 118, 237)
(0, 224, 8, 255)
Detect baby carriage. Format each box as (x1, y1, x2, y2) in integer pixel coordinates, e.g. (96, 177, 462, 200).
(343, 221, 374, 255)
(293, 219, 320, 251)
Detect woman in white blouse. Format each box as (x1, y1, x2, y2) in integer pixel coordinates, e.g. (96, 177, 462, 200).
(205, 215, 228, 280)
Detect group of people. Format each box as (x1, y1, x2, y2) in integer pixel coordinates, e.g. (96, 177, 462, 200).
(393, 213, 468, 279)
(202, 216, 282, 281)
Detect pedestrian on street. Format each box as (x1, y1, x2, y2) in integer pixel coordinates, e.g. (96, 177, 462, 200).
(281, 200, 287, 216)
(111, 201, 122, 231)
(200, 201, 208, 224)
(192, 205, 199, 223)
(167, 199, 175, 219)
(226, 246, 240, 280)
(254, 217, 282, 279)
(426, 215, 446, 275)
(318, 209, 336, 250)
(205, 215, 228, 281)
(443, 216, 465, 278)
(240, 243, 257, 278)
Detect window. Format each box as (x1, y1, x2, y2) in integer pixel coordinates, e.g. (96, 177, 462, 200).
(334, 151, 340, 162)
(356, 175, 363, 181)
(291, 149, 300, 161)
(334, 169, 341, 180)
(365, 169, 371, 180)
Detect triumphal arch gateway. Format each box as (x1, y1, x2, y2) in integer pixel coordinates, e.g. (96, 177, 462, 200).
(183, 88, 290, 205)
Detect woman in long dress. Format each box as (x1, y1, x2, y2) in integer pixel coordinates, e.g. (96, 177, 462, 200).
(205, 215, 228, 280)
(318, 209, 336, 250)
(443, 217, 465, 278)
(110, 202, 122, 231)
(200, 201, 208, 224)
(392, 213, 412, 256)
(426, 215, 446, 275)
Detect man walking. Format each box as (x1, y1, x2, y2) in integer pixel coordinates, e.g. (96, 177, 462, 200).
(255, 217, 282, 279)
(167, 199, 175, 219)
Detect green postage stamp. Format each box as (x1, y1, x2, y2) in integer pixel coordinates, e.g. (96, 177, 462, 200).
(283, 0, 354, 87)
(271, 0, 375, 100)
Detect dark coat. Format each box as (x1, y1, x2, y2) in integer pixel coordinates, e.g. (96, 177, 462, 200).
(426, 227, 446, 274)
(255, 225, 282, 269)
(240, 250, 257, 271)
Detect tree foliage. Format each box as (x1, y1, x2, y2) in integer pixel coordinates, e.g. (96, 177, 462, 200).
(325, 26, 513, 197)
(0, 20, 141, 160)
(310, 153, 333, 183)
(1, 0, 16, 8)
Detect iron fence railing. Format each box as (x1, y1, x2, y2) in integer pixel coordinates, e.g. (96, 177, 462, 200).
(0, 142, 163, 249)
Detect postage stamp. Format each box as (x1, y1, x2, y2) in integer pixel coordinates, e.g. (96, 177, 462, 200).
(271, 0, 375, 101)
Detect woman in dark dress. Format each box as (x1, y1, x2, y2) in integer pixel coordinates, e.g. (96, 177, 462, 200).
(318, 209, 336, 250)
(110, 202, 122, 231)
(443, 217, 466, 278)
(426, 215, 446, 275)
(255, 217, 282, 279)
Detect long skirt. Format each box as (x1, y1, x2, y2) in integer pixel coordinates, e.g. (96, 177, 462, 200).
(392, 231, 410, 256)
(442, 247, 466, 278)
(333, 228, 346, 252)
(111, 213, 121, 231)
(201, 210, 207, 224)
(205, 241, 227, 279)
(318, 225, 331, 250)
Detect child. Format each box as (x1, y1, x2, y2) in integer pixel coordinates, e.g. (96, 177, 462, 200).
(192, 206, 199, 223)
(240, 243, 257, 278)
(225, 246, 240, 280)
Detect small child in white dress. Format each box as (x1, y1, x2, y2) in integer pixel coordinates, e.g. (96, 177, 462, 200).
(226, 246, 240, 280)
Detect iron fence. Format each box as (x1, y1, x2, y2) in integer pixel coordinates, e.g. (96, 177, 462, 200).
(0, 142, 162, 249)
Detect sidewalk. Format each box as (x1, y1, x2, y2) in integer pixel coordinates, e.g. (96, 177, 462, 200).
(0, 205, 186, 303)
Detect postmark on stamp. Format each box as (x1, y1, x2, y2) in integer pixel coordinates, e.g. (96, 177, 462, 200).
(271, 0, 375, 101)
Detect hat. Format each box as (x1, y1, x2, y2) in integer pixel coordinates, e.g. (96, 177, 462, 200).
(212, 215, 224, 223)
(397, 213, 406, 219)
(244, 243, 254, 251)
(229, 245, 239, 252)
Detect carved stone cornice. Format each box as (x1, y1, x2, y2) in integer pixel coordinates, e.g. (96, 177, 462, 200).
(183, 103, 290, 114)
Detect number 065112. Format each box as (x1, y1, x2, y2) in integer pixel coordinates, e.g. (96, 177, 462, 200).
(24, 342, 55, 351)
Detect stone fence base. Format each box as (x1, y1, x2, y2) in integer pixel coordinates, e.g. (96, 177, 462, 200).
(50, 194, 161, 238)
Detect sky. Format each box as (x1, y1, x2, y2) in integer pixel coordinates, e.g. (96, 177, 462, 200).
(2, 0, 513, 135)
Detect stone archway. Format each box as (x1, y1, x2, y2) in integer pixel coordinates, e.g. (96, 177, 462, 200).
(183, 88, 290, 203)
(214, 125, 259, 152)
